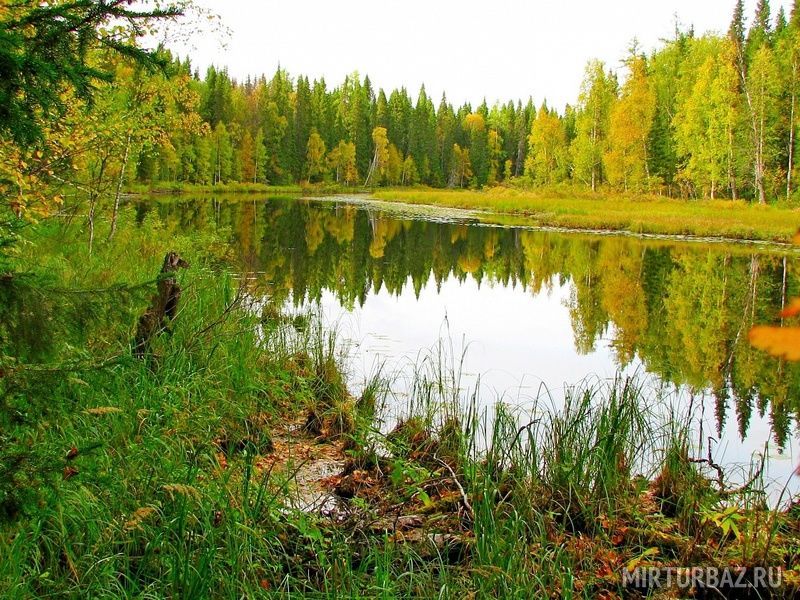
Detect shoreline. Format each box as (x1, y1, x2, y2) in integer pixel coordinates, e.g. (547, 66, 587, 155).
(371, 187, 800, 245)
(316, 194, 800, 251)
(128, 183, 800, 246)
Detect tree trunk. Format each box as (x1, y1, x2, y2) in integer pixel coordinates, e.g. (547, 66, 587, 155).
(215, 138, 221, 185)
(88, 156, 108, 255)
(88, 194, 96, 255)
(756, 101, 768, 205)
(108, 133, 132, 241)
(781, 256, 788, 325)
(364, 149, 378, 187)
(728, 126, 738, 200)
(788, 72, 796, 201)
(736, 46, 766, 204)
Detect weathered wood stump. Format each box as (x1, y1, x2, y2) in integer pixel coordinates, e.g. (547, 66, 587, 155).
(133, 252, 189, 358)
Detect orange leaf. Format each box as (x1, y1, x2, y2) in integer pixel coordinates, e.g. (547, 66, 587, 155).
(793, 230, 800, 245)
(749, 326, 800, 361)
(781, 298, 800, 318)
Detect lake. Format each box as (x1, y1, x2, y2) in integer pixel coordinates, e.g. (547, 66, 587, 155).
(139, 194, 800, 498)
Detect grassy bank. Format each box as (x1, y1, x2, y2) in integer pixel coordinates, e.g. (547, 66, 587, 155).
(372, 187, 800, 243)
(1, 207, 799, 598)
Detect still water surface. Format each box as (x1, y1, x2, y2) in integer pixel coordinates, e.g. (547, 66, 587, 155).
(142, 195, 800, 496)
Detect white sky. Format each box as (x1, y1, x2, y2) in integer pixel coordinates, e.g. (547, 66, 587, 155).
(171, 0, 793, 110)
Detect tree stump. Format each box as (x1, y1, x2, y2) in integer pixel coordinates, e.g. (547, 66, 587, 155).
(133, 252, 189, 357)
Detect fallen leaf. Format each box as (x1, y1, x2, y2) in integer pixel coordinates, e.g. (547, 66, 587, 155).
(63, 466, 79, 480)
(66, 447, 79, 460)
(596, 564, 614, 578)
(626, 547, 659, 572)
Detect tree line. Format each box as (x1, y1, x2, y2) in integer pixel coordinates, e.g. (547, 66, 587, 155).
(2, 0, 800, 224)
(139, 1, 800, 202)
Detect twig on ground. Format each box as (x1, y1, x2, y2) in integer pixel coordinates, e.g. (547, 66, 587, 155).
(435, 456, 474, 523)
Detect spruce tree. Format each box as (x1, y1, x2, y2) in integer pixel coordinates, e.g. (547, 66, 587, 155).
(729, 0, 745, 50)
(293, 76, 313, 179)
(776, 6, 788, 34)
(0, 0, 182, 147)
(755, 0, 773, 33)
(747, 0, 772, 52)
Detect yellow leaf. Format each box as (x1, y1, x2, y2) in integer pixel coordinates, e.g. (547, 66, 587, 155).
(626, 547, 659, 572)
(749, 326, 800, 361)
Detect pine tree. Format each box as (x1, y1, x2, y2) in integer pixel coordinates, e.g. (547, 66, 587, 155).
(294, 76, 313, 179)
(311, 78, 335, 149)
(464, 112, 489, 186)
(776, 6, 788, 35)
(436, 95, 456, 182)
(729, 0, 746, 51)
(747, 0, 773, 53)
(0, 0, 182, 148)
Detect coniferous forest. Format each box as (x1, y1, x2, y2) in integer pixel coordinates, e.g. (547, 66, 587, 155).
(129, 0, 800, 202)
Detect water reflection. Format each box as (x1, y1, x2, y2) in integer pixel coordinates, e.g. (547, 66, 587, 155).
(138, 196, 800, 459)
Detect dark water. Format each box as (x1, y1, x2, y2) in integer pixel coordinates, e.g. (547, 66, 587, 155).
(138, 195, 800, 495)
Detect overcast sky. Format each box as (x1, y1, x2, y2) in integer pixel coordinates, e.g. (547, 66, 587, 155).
(170, 0, 793, 110)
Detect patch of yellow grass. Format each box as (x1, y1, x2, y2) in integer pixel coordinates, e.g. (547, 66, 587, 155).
(372, 187, 800, 243)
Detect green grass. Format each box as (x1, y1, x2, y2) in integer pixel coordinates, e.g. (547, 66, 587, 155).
(372, 186, 800, 243)
(1, 205, 798, 598)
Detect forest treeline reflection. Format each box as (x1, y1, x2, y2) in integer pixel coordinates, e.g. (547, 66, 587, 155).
(138, 197, 800, 448)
